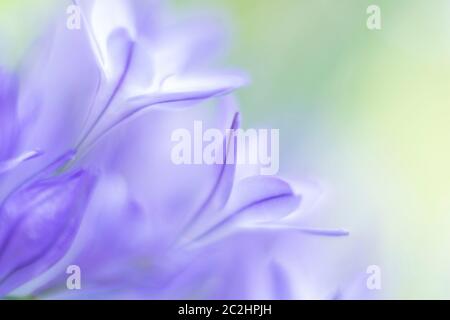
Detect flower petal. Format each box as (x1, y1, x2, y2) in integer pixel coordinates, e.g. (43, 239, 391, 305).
(126, 71, 249, 110)
(0, 170, 96, 296)
(70, 1, 247, 151)
(244, 224, 349, 237)
(185, 176, 301, 247)
(178, 101, 240, 243)
(74, 0, 136, 80)
(0, 150, 43, 175)
(0, 69, 19, 160)
(270, 261, 292, 299)
(226, 176, 301, 224)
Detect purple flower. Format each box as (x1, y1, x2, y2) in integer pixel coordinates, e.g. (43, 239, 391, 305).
(0, 69, 97, 297)
(29, 98, 346, 299)
(0, 170, 96, 296)
(69, 0, 248, 152)
(1, 0, 350, 299)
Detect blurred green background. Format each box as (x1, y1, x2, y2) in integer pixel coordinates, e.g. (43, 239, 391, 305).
(2, 0, 450, 298)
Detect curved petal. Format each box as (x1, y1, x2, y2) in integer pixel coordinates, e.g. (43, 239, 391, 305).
(0, 150, 43, 175)
(245, 224, 349, 237)
(228, 176, 300, 222)
(178, 100, 240, 243)
(185, 176, 301, 247)
(0, 170, 96, 297)
(73, 0, 137, 80)
(126, 71, 249, 110)
(30, 174, 150, 299)
(70, 1, 247, 152)
(18, 18, 100, 173)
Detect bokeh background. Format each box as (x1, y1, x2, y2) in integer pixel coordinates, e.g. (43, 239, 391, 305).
(1, 0, 450, 299)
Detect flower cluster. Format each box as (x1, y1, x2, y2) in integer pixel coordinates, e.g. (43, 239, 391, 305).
(0, 0, 348, 299)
